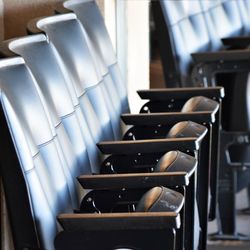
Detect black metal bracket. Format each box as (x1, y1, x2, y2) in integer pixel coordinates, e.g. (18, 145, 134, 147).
(97, 137, 199, 155)
(78, 172, 189, 191)
(221, 131, 250, 169)
(222, 36, 250, 48)
(138, 87, 224, 100)
(55, 218, 180, 250)
(100, 152, 164, 174)
(121, 111, 215, 126)
(79, 188, 148, 213)
(192, 60, 250, 87)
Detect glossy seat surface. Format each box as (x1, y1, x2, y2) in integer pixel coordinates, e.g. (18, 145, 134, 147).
(0, 57, 81, 249)
(64, 0, 129, 113)
(156, 0, 212, 85)
(0, 2, 223, 249)
(200, 0, 243, 49)
(237, 0, 250, 34)
(36, 14, 122, 140)
(0, 57, 185, 250)
(152, 0, 245, 86)
(9, 34, 102, 173)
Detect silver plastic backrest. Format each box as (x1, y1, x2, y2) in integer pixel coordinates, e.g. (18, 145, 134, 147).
(37, 14, 121, 140)
(64, 0, 129, 113)
(37, 14, 101, 91)
(199, 0, 222, 50)
(200, 0, 243, 40)
(199, 0, 221, 11)
(0, 57, 79, 249)
(9, 34, 102, 173)
(64, 0, 116, 67)
(160, 0, 211, 84)
(236, 0, 250, 35)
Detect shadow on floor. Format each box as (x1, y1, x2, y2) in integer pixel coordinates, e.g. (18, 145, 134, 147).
(207, 189, 250, 250)
(207, 242, 250, 250)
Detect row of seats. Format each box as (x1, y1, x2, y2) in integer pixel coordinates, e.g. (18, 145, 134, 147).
(152, 0, 250, 86)
(152, 0, 250, 240)
(0, 1, 228, 250)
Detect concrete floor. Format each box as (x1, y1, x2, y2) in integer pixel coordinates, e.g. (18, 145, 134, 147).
(207, 189, 250, 250)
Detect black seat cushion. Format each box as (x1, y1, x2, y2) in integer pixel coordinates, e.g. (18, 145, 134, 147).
(136, 186, 184, 213)
(181, 96, 219, 112)
(154, 150, 197, 174)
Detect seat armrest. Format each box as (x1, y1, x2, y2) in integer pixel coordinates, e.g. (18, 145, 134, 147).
(137, 87, 224, 101)
(78, 172, 191, 189)
(121, 111, 216, 125)
(192, 49, 250, 63)
(58, 212, 181, 231)
(222, 36, 250, 48)
(97, 137, 199, 154)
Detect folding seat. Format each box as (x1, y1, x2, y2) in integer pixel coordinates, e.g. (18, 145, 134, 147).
(2, 34, 208, 250)
(58, 0, 249, 243)
(0, 54, 209, 250)
(54, 2, 224, 220)
(1, 35, 218, 250)
(0, 56, 186, 250)
(151, 0, 247, 87)
(150, 0, 250, 241)
(1, 34, 211, 168)
(0, 2, 223, 250)
(56, 0, 222, 145)
(55, 185, 184, 250)
(23, 12, 224, 248)
(25, 14, 221, 147)
(152, 0, 250, 97)
(64, 0, 250, 242)
(78, 150, 199, 250)
(24, 14, 220, 163)
(55, 0, 223, 112)
(53, 3, 222, 203)
(150, 0, 213, 87)
(193, 0, 250, 240)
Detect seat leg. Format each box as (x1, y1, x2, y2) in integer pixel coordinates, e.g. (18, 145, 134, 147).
(238, 184, 250, 215)
(210, 132, 250, 241)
